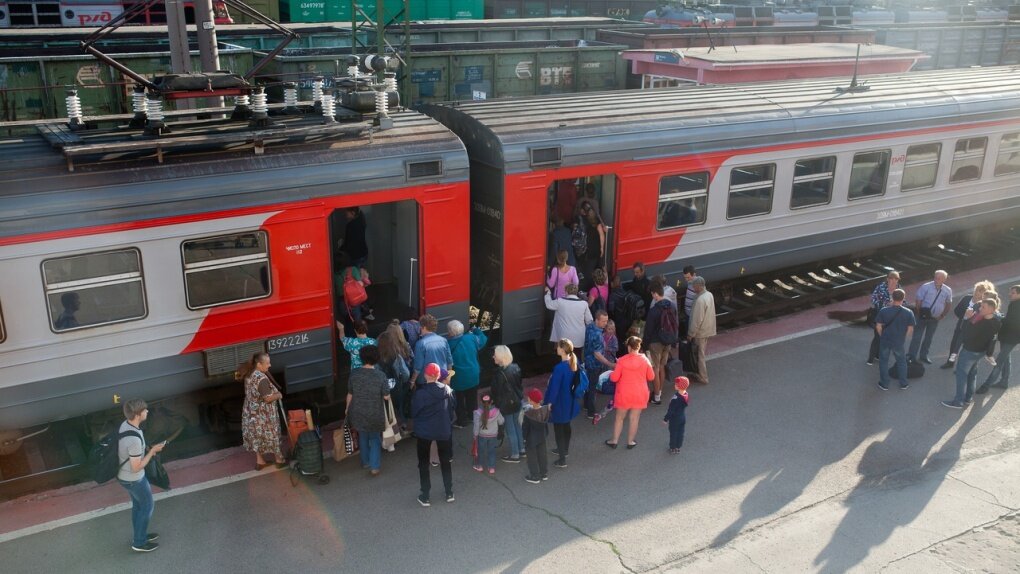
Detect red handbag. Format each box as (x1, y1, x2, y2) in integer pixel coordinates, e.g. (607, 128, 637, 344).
(343, 268, 369, 307)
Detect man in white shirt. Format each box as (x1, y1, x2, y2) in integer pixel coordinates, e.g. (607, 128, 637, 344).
(687, 277, 717, 385)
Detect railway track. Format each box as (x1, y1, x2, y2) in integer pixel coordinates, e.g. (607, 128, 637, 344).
(3, 224, 1018, 502)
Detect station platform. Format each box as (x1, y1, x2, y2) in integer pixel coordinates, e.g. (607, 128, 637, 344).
(1, 262, 1018, 573)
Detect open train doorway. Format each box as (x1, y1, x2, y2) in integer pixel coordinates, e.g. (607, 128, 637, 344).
(547, 174, 617, 292)
(330, 201, 420, 341)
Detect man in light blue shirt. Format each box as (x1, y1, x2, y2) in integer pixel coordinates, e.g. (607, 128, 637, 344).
(908, 270, 952, 364)
(410, 314, 453, 386)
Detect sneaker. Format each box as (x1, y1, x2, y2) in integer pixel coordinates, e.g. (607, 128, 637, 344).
(941, 400, 964, 410)
(525, 475, 542, 484)
(554, 459, 568, 468)
(488, 469, 495, 475)
(431, 461, 439, 467)
(146, 533, 159, 542)
(940, 361, 955, 370)
(963, 398, 973, 406)
(445, 493, 455, 503)
(653, 392, 662, 405)
(132, 542, 159, 553)
(920, 357, 933, 365)
(877, 383, 889, 391)
(586, 414, 595, 420)
(417, 494, 431, 507)
(899, 383, 909, 390)
(866, 359, 875, 366)
(551, 448, 560, 456)
(519, 452, 527, 458)
(975, 385, 989, 395)
(501, 455, 520, 463)
(473, 465, 483, 472)
(541, 475, 549, 481)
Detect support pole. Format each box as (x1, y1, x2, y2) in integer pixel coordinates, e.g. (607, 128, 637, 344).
(165, 0, 194, 109)
(194, 0, 224, 110)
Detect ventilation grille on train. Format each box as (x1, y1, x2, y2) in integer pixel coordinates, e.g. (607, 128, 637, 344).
(205, 340, 267, 377)
(530, 146, 562, 167)
(406, 160, 443, 179)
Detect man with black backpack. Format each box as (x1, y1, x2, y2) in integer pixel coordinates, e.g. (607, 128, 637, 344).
(644, 283, 679, 404)
(116, 398, 165, 552)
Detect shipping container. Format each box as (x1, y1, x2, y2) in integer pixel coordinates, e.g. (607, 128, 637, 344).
(228, 0, 279, 24)
(0, 42, 252, 122)
(596, 25, 875, 50)
(257, 39, 626, 107)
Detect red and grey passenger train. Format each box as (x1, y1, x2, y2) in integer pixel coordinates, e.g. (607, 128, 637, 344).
(2, 65, 1019, 432)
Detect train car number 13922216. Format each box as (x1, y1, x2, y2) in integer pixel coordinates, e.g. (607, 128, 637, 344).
(267, 332, 311, 351)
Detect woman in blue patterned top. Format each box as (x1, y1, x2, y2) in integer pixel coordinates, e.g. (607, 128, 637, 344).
(336, 319, 378, 370)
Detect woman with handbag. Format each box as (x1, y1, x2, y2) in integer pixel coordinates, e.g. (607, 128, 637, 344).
(240, 352, 287, 471)
(867, 271, 900, 365)
(491, 345, 525, 463)
(378, 323, 412, 430)
(346, 345, 391, 476)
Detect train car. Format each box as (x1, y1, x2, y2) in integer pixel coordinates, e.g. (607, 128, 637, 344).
(1, 0, 230, 27)
(0, 109, 470, 430)
(424, 66, 1020, 345)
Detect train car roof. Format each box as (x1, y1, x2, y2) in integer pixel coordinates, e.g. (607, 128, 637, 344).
(423, 66, 1020, 173)
(0, 110, 468, 239)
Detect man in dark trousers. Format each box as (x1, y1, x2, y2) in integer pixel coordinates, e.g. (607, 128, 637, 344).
(977, 284, 1019, 394)
(875, 289, 916, 391)
(117, 398, 165, 552)
(943, 298, 1001, 409)
(411, 363, 456, 506)
(644, 282, 678, 404)
(340, 207, 369, 268)
(908, 270, 953, 364)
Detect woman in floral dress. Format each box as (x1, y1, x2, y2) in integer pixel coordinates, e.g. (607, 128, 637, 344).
(241, 352, 286, 470)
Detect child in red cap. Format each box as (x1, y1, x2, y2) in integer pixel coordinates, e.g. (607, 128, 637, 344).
(663, 376, 690, 454)
(522, 388, 550, 483)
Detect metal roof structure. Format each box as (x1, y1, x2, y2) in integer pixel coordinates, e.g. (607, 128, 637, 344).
(425, 65, 1020, 173)
(0, 110, 467, 238)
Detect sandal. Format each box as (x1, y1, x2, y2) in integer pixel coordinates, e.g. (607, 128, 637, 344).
(604, 440, 618, 449)
(626, 442, 637, 449)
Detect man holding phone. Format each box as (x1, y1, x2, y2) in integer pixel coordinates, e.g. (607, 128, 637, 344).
(117, 398, 165, 552)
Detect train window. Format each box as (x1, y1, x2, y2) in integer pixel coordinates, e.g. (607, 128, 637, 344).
(848, 150, 890, 200)
(657, 172, 709, 230)
(994, 132, 1020, 177)
(791, 156, 836, 209)
(727, 164, 775, 219)
(901, 143, 942, 192)
(950, 137, 987, 183)
(42, 249, 147, 333)
(182, 231, 271, 309)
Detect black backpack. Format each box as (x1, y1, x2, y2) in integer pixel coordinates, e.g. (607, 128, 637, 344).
(571, 217, 588, 256)
(90, 429, 140, 484)
(658, 302, 679, 346)
(618, 291, 646, 326)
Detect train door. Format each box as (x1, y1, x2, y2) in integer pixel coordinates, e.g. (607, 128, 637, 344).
(546, 174, 618, 289)
(329, 200, 420, 338)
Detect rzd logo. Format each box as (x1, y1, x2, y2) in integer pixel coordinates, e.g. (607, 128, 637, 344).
(77, 11, 114, 25)
(540, 66, 573, 87)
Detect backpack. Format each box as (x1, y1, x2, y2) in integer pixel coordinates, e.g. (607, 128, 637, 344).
(570, 368, 588, 399)
(343, 267, 368, 307)
(571, 217, 588, 256)
(658, 302, 679, 346)
(617, 290, 646, 326)
(90, 429, 140, 484)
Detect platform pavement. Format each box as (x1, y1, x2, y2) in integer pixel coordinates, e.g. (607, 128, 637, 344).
(0, 266, 1018, 573)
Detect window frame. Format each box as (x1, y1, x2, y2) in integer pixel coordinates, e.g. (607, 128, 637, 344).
(656, 171, 710, 231)
(790, 155, 837, 210)
(41, 247, 148, 333)
(994, 132, 1020, 177)
(847, 149, 891, 201)
(181, 230, 272, 310)
(949, 136, 987, 183)
(901, 142, 942, 192)
(726, 163, 776, 220)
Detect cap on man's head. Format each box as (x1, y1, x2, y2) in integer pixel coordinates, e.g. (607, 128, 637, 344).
(424, 363, 441, 379)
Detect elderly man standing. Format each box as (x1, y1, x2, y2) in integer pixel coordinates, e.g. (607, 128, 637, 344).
(908, 270, 953, 365)
(687, 277, 717, 385)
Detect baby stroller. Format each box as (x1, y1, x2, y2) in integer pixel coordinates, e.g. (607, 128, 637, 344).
(592, 371, 616, 425)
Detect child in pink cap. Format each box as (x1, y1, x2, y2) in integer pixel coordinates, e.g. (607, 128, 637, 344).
(663, 376, 690, 454)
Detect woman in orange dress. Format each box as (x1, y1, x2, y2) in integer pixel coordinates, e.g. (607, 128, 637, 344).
(605, 336, 654, 449)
